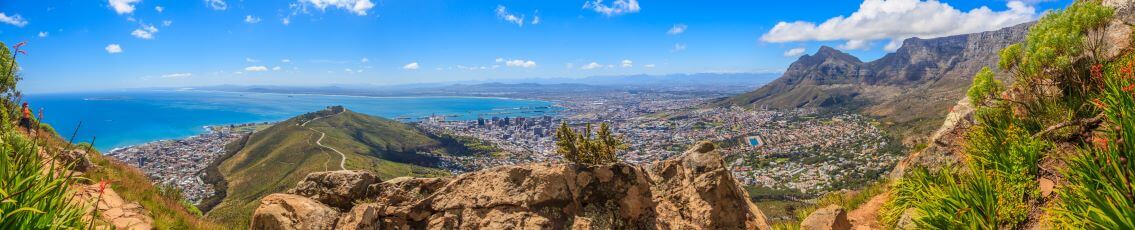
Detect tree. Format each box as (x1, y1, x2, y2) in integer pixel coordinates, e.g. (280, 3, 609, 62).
(554, 122, 624, 165)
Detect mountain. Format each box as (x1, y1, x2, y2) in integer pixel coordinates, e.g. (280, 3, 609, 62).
(201, 106, 475, 227)
(250, 141, 771, 229)
(721, 23, 1031, 144)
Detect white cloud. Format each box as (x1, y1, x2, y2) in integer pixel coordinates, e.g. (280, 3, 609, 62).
(672, 43, 687, 52)
(109, 0, 141, 15)
(281, 18, 291, 25)
(403, 62, 420, 70)
(161, 73, 192, 78)
(245, 15, 261, 24)
(883, 39, 904, 52)
(531, 15, 540, 25)
(245, 66, 269, 72)
(272, 66, 282, 71)
(838, 40, 870, 50)
(155, 6, 164, 13)
(620, 59, 633, 68)
(162, 20, 172, 26)
(298, 0, 375, 16)
(496, 58, 537, 68)
(131, 24, 158, 39)
(360, 57, 369, 63)
(783, 47, 807, 57)
(496, 5, 525, 27)
(0, 13, 28, 27)
(643, 64, 656, 68)
(37, 32, 48, 38)
(583, 0, 640, 16)
(581, 62, 602, 70)
(667, 24, 687, 35)
(105, 44, 123, 54)
(281, 59, 292, 63)
(246, 57, 259, 63)
(760, 0, 1036, 51)
(205, 0, 227, 10)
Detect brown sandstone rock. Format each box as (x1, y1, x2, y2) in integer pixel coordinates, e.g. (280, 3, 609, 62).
(289, 170, 380, 210)
(251, 194, 341, 230)
(800, 205, 851, 230)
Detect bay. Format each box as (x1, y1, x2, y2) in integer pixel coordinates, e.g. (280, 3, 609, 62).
(24, 90, 556, 151)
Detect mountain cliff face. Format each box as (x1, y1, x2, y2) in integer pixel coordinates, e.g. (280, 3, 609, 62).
(250, 142, 771, 229)
(722, 23, 1032, 144)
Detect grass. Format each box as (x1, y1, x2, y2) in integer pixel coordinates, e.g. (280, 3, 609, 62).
(84, 148, 223, 229)
(207, 109, 455, 228)
(0, 128, 86, 229)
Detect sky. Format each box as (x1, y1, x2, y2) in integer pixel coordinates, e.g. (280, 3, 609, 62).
(0, 0, 1072, 93)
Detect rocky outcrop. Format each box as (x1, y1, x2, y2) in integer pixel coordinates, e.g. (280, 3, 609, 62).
(800, 205, 851, 230)
(252, 194, 341, 230)
(889, 96, 975, 178)
(289, 170, 380, 210)
(1102, 0, 1135, 59)
(251, 142, 770, 229)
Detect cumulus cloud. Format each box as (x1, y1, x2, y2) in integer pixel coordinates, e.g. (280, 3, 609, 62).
(281, 59, 292, 63)
(783, 47, 807, 57)
(162, 20, 173, 26)
(496, 5, 525, 26)
(672, 43, 686, 52)
(361, 57, 369, 63)
(38, 32, 48, 38)
(131, 24, 158, 39)
(155, 6, 164, 13)
(245, 15, 261, 24)
(496, 58, 537, 68)
(273, 66, 282, 71)
(581, 62, 603, 70)
(0, 13, 28, 27)
(281, 18, 291, 25)
(667, 24, 687, 35)
(245, 66, 269, 72)
(205, 0, 227, 10)
(246, 57, 259, 63)
(838, 40, 870, 50)
(109, 0, 141, 14)
(531, 15, 540, 25)
(161, 73, 191, 78)
(760, 0, 1036, 51)
(621, 59, 633, 68)
(298, 0, 375, 16)
(583, 0, 640, 16)
(105, 44, 123, 54)
(403, 62, 420, 70)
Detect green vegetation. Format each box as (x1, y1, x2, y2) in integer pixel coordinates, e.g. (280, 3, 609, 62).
(0, 130, 85, 229)
(554, 122, 625, 165)
(84, 148, 222, 229)
(207, 108, 456, 227)
(884, 1, 1134, 228)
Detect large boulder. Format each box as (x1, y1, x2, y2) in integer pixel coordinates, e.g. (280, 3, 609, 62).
(253, 142, 771, 229)
(251, 194, 341, 230)
(800, 205, 851, 230)
(889, 97, 974, 179)
(288, 170, 380, 210)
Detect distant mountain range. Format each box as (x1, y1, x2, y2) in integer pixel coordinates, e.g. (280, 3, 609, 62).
(720, 22, 1032, 145)
(194, 72, 781, 96)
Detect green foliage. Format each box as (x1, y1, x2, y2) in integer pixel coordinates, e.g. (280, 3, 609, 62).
(1050, 53, 1135, 229)
(555, 122, 624, 165)
(1000, 1, 1112, 94)
(967, 67, 1003, 106)
(0, 130, 87, 229)
(791, 180, 889, 226)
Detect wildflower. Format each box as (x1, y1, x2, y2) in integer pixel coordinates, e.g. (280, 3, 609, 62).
(1124, 83, 1135, 93)
(1092, 136, 1109, 148)
(1091, 64, 1104, 80)
(1092, 98, 1107, 109)
(96, 180, 110, 194)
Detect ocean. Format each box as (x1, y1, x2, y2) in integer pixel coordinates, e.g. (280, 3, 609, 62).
(24, 90, 557, 151)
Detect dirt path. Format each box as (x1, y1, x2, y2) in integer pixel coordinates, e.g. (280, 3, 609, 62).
(301, 110, 347, 170)
(848, 192, 890, 230)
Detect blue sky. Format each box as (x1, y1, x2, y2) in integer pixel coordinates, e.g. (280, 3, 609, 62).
(0, 0, 1071, 93)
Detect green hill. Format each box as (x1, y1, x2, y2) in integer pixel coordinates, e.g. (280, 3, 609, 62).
(203, 106, 471, 227)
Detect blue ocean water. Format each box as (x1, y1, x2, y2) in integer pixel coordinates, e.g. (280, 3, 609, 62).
(24, 90, 556, 151)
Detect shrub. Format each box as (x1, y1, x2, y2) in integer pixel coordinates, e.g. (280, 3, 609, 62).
(0, 130, 87, 229)
(555, 122, 624, 165)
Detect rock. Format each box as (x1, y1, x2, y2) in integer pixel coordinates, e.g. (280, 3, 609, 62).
(253, 142, 771, 230)
(1103, 0, 1135, 60)
(895, 208, 921, 230)
(800, 205, 851, 230)
(251, 194, 341, 230)
(288, 170, 380, 210)
(1039, 178, 1056, 198)
(890, 96, 974, 179)
(56, 149, 94, 172)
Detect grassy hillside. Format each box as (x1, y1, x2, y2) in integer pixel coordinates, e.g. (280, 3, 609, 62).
(205, 107, 459, 227)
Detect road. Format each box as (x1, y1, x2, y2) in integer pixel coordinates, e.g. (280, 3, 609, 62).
(302, 110, 348, 170)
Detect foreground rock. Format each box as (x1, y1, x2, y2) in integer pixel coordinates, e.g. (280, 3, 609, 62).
(252, 142, 770, 229)
(800, 205, 851, 230)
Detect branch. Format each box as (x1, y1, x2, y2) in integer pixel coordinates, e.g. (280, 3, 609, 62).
(1032, 113, 1106, 139)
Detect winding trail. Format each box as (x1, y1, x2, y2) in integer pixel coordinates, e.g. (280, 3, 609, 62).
(302, 110, 348, 170)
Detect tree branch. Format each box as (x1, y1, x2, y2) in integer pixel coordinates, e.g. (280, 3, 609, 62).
(1032, 113, 1106, 139)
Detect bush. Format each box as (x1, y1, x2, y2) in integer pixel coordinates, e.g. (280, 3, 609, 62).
(0, 130, 87, 229)
(554, 122, 624, 165)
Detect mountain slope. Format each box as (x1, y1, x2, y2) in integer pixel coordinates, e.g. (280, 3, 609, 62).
(204, 106, 460, 227)
(721, 23, 1031, 144)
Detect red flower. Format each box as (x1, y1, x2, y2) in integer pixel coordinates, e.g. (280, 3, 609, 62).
(13, 41, 25, 50)
(96, 180, 111, 194)
(1093, 136, 1109, 147)
(1092, 98, 1107, 109)
(1124, 84, 1135, 93)
(1091, 64, 1104, 80)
